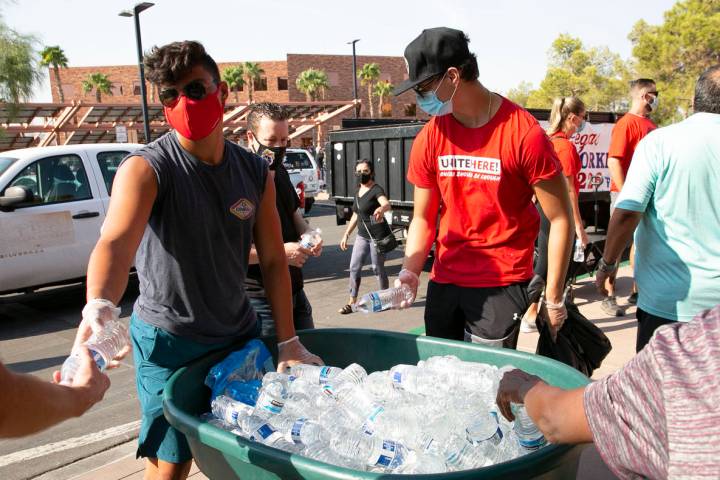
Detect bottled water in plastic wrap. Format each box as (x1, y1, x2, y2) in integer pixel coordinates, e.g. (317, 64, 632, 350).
(200, 354, 548, 473)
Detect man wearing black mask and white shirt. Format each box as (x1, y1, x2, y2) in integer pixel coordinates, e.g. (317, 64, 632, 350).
(245, 102, 322, 336)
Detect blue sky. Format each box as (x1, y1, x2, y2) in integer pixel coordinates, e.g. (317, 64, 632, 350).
(4, 0, 676, 102)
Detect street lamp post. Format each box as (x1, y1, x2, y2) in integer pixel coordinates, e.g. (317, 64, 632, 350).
(119, 2, 154, 143)
(347, 39, 360, 118)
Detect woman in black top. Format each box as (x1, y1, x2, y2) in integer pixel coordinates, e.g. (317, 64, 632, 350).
(339, 159, 392, 314)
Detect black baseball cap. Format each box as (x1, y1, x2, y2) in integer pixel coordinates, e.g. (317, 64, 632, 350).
(393, 27, 472, 96)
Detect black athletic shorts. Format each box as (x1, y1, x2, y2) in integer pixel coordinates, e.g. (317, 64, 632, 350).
(424, 280, 530, 349)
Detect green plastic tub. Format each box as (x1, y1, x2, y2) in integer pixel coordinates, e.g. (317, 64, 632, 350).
(163, 328, 590, 479)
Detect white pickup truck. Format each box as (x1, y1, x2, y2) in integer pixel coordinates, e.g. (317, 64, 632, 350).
(284, 148, 320, 213)
(0, 143, 142, 295)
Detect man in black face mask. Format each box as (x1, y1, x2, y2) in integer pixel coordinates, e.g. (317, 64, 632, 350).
(245, 102, 322, 335)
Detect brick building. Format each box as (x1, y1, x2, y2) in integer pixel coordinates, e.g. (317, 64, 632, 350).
(48, 53, 423, 146)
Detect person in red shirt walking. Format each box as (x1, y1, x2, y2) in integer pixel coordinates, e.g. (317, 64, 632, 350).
(522, 96, 588, 333)
(393, 27, 573, 348)
(603, 79, 658, 317)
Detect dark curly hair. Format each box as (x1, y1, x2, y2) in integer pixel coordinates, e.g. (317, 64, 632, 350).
(247, 102, 291, 134)
(144, 40, 220, 86)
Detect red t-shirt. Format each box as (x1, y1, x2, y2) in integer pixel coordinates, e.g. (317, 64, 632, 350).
(608, 113, 657, 192)
(407, 97, 562, 288)
(549, 131, 581, 196)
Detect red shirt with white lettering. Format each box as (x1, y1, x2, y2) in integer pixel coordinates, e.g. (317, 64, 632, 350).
(550, 131, 581, 196)
(608, 113, 657, 192)
(407, 97, 562, 287)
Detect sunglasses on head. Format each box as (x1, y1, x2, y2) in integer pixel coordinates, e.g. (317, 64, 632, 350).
(159, 80, 217, 107)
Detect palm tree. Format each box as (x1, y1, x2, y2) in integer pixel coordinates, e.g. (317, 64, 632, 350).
(39, 45, 68, 103)
(81, 73, 112, 103)
(243, 62, 264, 102)
(373, 80, 394, 117)
(222, 65, 245, 102)
(0, 23, 42, 113)
(295, 68, 330, 101)
(358, 63, 380, 118)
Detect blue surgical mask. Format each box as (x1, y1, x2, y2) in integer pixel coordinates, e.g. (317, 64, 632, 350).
(416, 73, 457, 116)
(576, 119, 586, 133)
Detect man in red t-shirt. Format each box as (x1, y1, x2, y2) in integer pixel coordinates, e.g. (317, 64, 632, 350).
(393, 28, 573, 348)
(603, 79, 658, 316)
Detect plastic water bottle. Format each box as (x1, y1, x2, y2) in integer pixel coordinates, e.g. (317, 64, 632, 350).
(290, 364, 341, 385)
(299, 228, 322, 249)
(440, 433, 484, 471)
(240, 415, 295, 450)
(352, 284, 413, 313)
(389, 364, 445, 394)
(466, 411, 504, 447)
(60, 320, 129, 385)
(271, 416, 328, 447)
(332, 431, 408, 473)
(573, 238, 585, 262)
(320, 363, 368, 397)
(211, 395, 255, 426)
(512, 404, 547, 451)
(254, 380, 286, 417)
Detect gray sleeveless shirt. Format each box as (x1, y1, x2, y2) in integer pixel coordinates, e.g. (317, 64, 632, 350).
(132, 133, 267, 343)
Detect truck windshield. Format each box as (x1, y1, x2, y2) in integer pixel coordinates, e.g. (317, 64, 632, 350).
(0, 157, 18, 177)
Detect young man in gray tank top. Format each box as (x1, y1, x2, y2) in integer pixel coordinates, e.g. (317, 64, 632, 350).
(69, 41, 322, 480)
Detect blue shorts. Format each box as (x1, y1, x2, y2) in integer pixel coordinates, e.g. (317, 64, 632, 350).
(130, 312, 258, 463)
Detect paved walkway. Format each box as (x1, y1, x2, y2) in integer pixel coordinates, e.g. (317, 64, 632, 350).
(43, 266, 640, 480)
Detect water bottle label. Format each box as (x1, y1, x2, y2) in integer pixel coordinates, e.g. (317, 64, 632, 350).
(321, 384, 335, 397)
(518, 435, 547, 450)
(319, 366, 332, 384)
(369, 292, 383, 312)
(251, 423, 283, 444)
(373, 440, 397, 468)
(257, 396, 284, 415)
(89, 349, 106, 371)
(490, 413, 504, 445)
(361, 406, 385, 435)
(290, 418, 307, 444)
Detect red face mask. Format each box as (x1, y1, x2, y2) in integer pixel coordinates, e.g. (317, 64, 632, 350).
(163, 87, 223, 141)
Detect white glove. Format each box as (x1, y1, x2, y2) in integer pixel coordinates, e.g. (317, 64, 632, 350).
(393, 269, 419, 309)
(82, 298, 121, 335)
(277, 336, 324, 372)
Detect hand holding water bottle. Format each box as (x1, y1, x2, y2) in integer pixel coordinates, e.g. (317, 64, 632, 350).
(71, 299, 130, 369)
(52, 346, 111, 415)
(495, 369, 543, 422)
(299, 228, 323, 257)
(393, 269, 419, 309)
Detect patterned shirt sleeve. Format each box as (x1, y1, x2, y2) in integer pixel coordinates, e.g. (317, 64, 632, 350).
(584, 334, 669, 480)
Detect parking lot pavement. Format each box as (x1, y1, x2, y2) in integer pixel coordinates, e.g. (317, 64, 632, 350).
(0, 201, 639, 479)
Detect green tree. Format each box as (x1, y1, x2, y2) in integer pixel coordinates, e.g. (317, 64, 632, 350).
(358, 63, 380, 118)
(506, 81, 533, 107)
(295, 68, 329, 101)
(39, 45, 68, 103)
(373, 80, 394, 116)
(243, 62, 264, 102)
(0, 22, 41, 111)
(524, 34, 631, 112)
(629, 0, 720, 124)
(81, 73, 112, 103)
(222, 65, 245, 102)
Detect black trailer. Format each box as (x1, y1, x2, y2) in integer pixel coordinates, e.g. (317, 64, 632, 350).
(328, 111, 620, 238)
